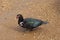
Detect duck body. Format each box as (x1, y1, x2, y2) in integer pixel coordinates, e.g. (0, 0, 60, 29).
(23, 18, 43, 28)
(18, 18, 44, 31)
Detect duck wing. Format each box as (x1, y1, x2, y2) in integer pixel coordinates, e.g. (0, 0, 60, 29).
(24, 18, 43, 28)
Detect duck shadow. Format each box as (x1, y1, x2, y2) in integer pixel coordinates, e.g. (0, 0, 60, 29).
(13, 26, 43, 33)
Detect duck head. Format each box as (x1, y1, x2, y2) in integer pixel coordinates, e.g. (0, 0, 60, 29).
(16, 14, 24, 25)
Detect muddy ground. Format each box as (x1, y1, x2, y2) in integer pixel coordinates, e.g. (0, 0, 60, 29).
(0, 0, 60, 40)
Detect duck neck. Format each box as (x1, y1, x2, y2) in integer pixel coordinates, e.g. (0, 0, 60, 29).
(18, 17, 24, 24)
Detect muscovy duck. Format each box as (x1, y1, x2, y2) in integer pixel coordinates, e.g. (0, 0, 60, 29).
(16, 14, 47, 31)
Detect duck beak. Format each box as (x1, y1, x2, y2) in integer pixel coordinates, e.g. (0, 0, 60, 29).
(16, 16, 19, 19)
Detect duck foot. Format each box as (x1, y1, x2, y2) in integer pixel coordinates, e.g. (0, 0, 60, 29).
(29, 29, 34, 31)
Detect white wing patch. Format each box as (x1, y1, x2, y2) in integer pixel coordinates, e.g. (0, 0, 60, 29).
(20, 22, 23, 26)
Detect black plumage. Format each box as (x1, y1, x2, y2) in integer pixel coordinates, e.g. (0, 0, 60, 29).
(16, 14, 47, 31)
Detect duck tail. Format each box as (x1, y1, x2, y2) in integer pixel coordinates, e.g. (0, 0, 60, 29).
(42, 21, 48, 24)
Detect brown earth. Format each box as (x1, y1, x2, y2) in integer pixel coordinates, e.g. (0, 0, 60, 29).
(0, 0, 60, 40)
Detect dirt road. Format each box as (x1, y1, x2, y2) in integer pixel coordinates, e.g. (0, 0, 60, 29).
(0, 0, 60, 40)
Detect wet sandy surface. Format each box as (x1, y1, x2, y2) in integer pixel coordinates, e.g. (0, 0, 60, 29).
(0, 0, 60, 40)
